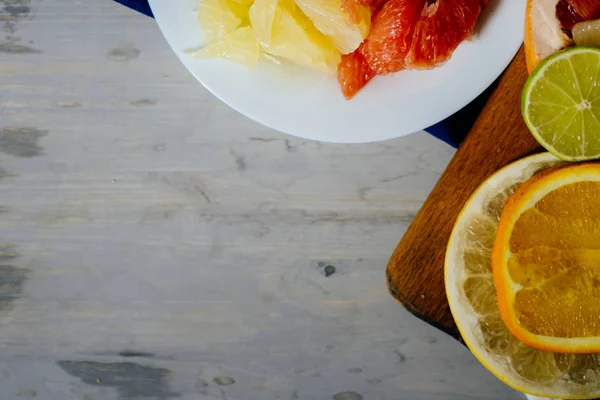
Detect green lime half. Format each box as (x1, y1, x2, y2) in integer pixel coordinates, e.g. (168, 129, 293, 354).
(522, 46, 600, 162)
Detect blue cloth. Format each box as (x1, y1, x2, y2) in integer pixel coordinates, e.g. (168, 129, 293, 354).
(113, 0, 496, 148)
(113, 0, 153, 17)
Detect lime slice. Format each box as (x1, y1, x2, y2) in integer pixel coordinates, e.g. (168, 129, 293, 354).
(522, 46, 600, 162)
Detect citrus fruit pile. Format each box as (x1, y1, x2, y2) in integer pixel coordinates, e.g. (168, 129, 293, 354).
(192, 0, 488, 99)
(522, 46, 600, 162)
(522, 0, 600, 161)
(191, 0, 370, 73)
(338, 0, 485, 98)
(445, 9, 600, 395)
(445, 153, 600, 398)
(524, 0, 600, 73)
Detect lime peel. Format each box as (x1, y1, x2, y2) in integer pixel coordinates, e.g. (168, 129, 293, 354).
(522, 46, 600, 162)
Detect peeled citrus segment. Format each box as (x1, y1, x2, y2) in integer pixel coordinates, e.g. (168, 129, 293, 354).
(444, 153, 600, 398)
(249, 0, 280, 49)
(189, 26, 261, 69)
(250, 0, 341, 73)
(573, 19, 600, 46)
(230, 0, 254, 6)
(522, 46, 600, 162)
(360, 0, 425, 74)
(337, 0, 482, 98)
(198, 0, 248, 43)
(405, 0, 481, 69)
(295, 0, 371, 54)
(229, 0, 253, 22)
(271, 8, 341, 73)
(337, 50, 375, 99)
(493, 163, 600, 354)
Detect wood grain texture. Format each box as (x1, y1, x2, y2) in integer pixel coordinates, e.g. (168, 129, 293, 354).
(0, 1, 527, 399)
(386, 47, 542, 339)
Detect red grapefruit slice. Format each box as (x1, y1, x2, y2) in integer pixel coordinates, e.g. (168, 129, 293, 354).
(406, 0, 481, 69)
(337, 50, 375, 99)
(336, 0, 483, 98)
(556, 0, 600, 31)
(360, 0, 425, 74)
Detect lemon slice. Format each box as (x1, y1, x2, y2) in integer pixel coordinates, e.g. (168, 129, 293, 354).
(522, 46, 600, 162)
(445, 153, 600, 398)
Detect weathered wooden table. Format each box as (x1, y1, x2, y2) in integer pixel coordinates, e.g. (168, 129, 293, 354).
(0, 1, 525, 399)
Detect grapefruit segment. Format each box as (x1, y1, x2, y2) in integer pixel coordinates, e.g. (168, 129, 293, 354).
(337, 50, 375, 99)
(360, 0, 425, 74)
(336, 0, 484, 96)
(405, 0, 481, 69)
(345, 0, 387, 11)
(556, 0, 600, 31)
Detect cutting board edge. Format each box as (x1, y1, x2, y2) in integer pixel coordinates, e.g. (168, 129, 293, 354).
(385, 266, 462, 341)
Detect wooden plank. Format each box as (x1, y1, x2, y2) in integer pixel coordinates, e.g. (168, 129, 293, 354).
(0, 0, 525, 399)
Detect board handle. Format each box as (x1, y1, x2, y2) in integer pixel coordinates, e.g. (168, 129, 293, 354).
(386, 47, 542, 338)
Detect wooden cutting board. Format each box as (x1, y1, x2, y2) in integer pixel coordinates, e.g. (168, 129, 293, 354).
(386, 46, 542, 340)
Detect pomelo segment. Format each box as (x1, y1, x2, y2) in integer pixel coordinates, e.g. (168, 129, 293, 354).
(196, 0, 343, 73)
(198, 0, 246, 43)
(190, 26, 261, 68)
(250, 0, 341, 73)
(249, 0, 282, 49)
(296, 0, 371, 54)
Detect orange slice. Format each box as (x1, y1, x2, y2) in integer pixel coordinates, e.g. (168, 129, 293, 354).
(524, 0, 573, 74)
(444, 152, 600, 398)
(493, 162, 600, 353)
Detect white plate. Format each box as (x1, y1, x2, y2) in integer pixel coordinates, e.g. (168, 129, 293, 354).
(148, 0, 524, 143)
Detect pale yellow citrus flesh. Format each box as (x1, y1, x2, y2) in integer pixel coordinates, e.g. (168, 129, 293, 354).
(445, 153, 600, 399)
(295, 0, 370, 54)
(189, 26, 261, 69)
(195, 0, 349, 72)
(198, 0, 250, 44)
(250, 0, 341, 73)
